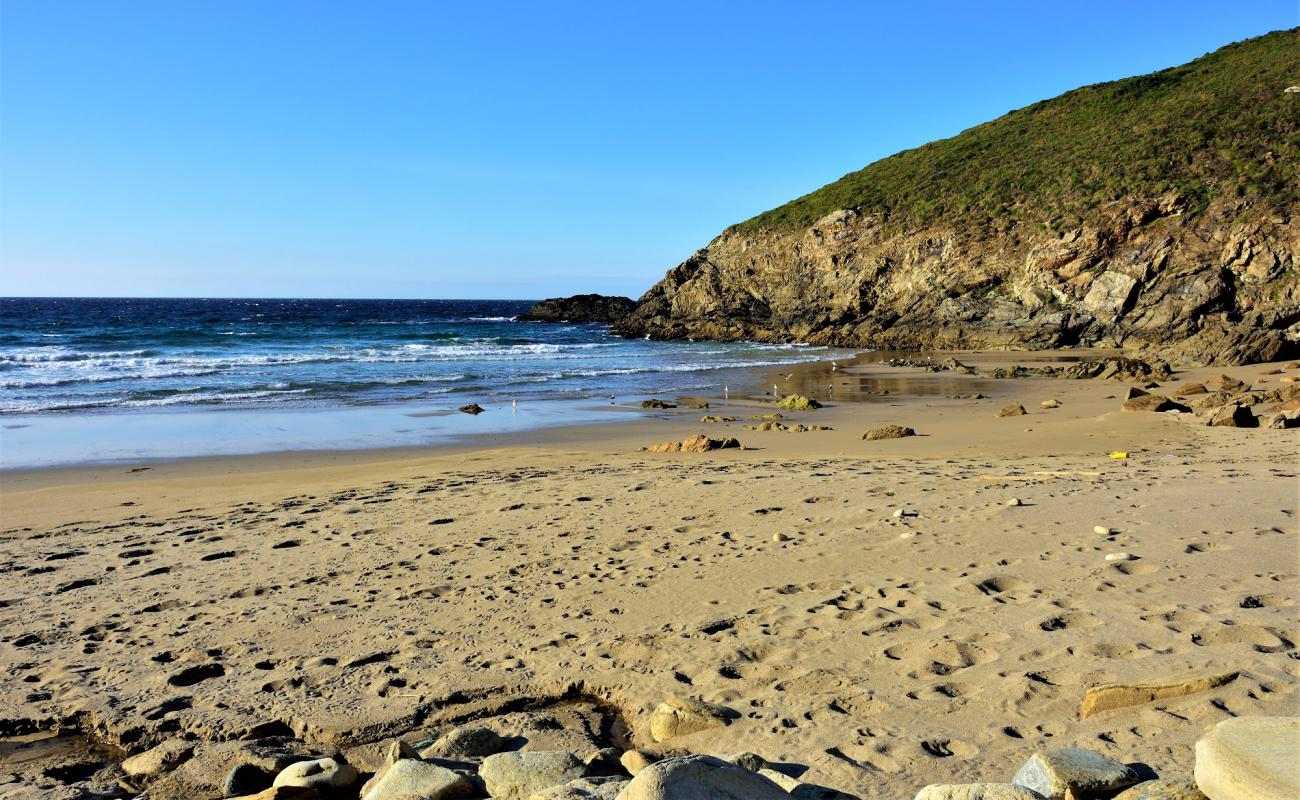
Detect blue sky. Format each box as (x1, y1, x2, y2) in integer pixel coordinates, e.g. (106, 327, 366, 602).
(1, 1, 1295, 299)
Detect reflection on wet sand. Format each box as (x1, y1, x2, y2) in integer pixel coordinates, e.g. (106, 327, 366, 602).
(756, 348, 1118, 404)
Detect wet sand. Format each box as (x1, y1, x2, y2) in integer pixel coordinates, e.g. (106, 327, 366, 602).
(1, 353, 1296, 798)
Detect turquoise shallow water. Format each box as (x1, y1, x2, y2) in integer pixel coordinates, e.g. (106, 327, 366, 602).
(0, 297, 853, 467)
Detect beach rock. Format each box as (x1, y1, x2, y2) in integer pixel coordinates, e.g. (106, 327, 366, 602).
(615, 755, 789, 799)
(915, 784, 1046, 800)
(1264, 412, 1300, 429)
(1105, 552, 1137, 562)
(772, 532, 791, 542)
(643, 441, 683, 452)
(582, 749, 623, 776)
(420, 726, 506, 761)
(680, 434, 740, 452)
(649, 697, 733, 742)
(480, 750, 586, 798)
(1112, 779, 1207, 800)
(227, 788, 322, 800)
(1041, 399, 1061, 408)
(1080, 671, 1238, 718)
(361, 759, 474, 800)
(776, 394, 821, 410)
(1012, 748, 1139, 799)
(531, 776, 630, 799)
(640, 399, 676, 409)
(699, 415, 735, 423)
(1175, 382, 1208, 395)
(121, 738, 194, 778)
(862, 424, 916, 440)
(1206, 403, 1258, 427)
(272, 758, 359, 791)
(1194, 716, 1300, 800)
(1122, 394, 1190, 413)
(756, 768, 860, 799)
(997, 403, 1028, 417)
(750, 412, 783, 420)
(619, 750, 656, 776)
(718, 752, 769, 772)
(458, 403, 485, 415)
(1208, 374, 1248, 393)
(517, 294, 636, 324)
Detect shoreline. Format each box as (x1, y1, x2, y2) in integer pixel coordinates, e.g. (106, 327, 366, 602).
(1, 352, 1295, 799)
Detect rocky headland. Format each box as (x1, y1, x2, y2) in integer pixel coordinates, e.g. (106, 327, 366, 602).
(616, 30, 1300, 367)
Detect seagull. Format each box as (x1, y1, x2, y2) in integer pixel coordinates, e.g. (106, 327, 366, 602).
(512, 399, 518, 413)
(831, 362, 838, 371)
(782, 373, 794, 380)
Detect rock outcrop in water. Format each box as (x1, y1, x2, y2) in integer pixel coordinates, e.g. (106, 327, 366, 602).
(616, 31, 1300, 366)
(518, 294, 636, 324)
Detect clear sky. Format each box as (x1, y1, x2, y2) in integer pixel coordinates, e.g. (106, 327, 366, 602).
(1, 1, 1295, 299)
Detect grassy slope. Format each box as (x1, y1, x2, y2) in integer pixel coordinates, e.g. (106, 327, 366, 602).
(735, 29, 1299, 235)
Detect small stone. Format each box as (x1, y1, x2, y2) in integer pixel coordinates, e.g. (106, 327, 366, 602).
(619, 750, 656, 776)
(458, 403, 485, 415)
(1041, 399, 1061, 408)
(915, 784, 1046, 800)
(273, 758, 359, 791)
(719, 752, 769, 772)
(997, 403, 1028, 417)
(1006, 498, 1023, 507)
(640, 399, 676, 409)
(386, 740, 418, 765)
(1112, 778, 1207, 800)
(583, 748, 623, 775)
(1094, 526, 1112, 535)
(121, 738, 195, 778)
(776, 394, 821, 411)
(649, 697, 733, 742)
(757, 768, 860, 799)
(227, 788, 321, 800)
(479, 750, 586, 798)
(1194, 716, 1300, 800)
(1012, 748, 1139, 800)
(862, 424, 916, 440)
(1105, 553, 1137, 562)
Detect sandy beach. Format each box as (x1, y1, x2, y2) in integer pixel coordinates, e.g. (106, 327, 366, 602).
(1, 353, 1296, 798)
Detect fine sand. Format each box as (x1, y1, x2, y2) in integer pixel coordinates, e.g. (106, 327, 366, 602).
(1, 352, 1297, 797)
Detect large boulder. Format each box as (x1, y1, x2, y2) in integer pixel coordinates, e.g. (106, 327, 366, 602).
(614, 755, 789, 799)
(1122, 394, 1191, 413)
(1194, 716, 1300, 800)
(648, 698, 733, 742)
(1012, 748, 1139, 799)
(480, 750, 587, 798)
(272, 758, 358, 791)
(361, 759, 474, 800)
(1206, 403, 1259, 427)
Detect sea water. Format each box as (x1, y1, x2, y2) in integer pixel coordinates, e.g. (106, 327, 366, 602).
(0, 298, 849, 467)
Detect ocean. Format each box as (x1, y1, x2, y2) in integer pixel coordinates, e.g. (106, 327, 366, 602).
(0, 297, 851, 467)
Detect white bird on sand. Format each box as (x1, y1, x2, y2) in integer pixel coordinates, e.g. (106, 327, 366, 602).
(512, 399, 517, 413)
(831, 362, 838, 371)
(782, 373, 794, 380)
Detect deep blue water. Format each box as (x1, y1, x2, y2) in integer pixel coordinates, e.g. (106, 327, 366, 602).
(0, 298, 842, 414)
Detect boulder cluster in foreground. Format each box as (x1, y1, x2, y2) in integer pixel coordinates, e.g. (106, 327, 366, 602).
(110, 712, 1297, 800)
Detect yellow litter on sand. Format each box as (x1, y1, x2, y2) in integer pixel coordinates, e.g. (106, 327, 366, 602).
(1108, 451, 1129, 459)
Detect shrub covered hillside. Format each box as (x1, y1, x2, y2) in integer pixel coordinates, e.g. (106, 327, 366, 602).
(617, 30, 1300, 366)
(736, 29, 1299, 234)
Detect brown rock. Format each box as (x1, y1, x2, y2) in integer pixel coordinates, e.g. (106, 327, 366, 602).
(648, 697, 733, 742)
(1206, 404, 1259, 428)
(1079, 671, 1238, 718)
(229, 788, 321, 800)
(862, 424, 917, 440)
(1122, 394, 1190, 413)
(1175, 382, 1208, 395)
(997, 403, 1027, 417)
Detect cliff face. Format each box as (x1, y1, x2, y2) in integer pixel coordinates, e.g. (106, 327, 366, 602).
(616, 31, 1300, 365)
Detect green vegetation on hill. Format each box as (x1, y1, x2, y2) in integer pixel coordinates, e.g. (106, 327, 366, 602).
(736, 29, 1299, 233)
